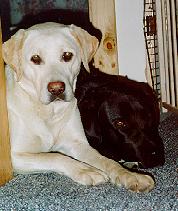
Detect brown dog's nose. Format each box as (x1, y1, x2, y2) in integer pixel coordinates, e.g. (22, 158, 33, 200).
(47, 81, 65, 95)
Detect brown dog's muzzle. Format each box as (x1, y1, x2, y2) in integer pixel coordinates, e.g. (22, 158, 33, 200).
(47, 81, 65, 96)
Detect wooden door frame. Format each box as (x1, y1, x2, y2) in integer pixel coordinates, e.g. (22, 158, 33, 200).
(0, 20, 13, 186)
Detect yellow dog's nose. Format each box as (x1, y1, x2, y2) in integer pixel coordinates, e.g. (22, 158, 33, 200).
(47, 81, 65, 95)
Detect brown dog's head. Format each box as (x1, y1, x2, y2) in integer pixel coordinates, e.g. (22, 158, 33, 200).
(76, 67, 165, 168)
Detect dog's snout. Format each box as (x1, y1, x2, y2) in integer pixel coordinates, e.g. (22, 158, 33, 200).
(47, 81, 65, 95)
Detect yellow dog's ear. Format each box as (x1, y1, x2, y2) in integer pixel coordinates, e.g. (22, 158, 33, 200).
(70, 24, 99, 72)
(2, 29, 25, 81)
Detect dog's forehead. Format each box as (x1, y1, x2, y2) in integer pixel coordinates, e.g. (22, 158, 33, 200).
(24, 23, 78, 49)
(29, 22, 66, 30)
(105, 93, 144, 117)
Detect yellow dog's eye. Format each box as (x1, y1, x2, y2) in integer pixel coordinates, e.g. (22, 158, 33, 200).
(31, 55, 42, 65)
(62, 52, 73, 62)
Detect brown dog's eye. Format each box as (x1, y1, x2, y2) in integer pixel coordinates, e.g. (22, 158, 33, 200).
(31, 55, 42, 65)
(113, 119, 127, 129)
(62, 52, 73, 62)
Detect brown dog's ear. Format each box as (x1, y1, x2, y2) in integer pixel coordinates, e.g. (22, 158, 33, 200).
(2, 29, 25, 81)
(70, 24, 99, 72)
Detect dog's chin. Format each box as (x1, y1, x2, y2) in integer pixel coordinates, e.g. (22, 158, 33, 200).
(50, 93, 65, 102)
(41, 94, 74, 105)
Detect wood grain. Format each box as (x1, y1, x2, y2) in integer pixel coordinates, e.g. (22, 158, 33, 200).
(88, 0, 119, 75)
(0, 20, 13, 186)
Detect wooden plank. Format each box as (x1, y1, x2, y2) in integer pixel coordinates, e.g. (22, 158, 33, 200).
(155, 0, 167, 103)
(166, 0, 176, 106)
(88, 0, 119, 75)
(0, 20, 13, 186)
(156, 0, 170, 104)
(162, 102, 178, 116)
(170, 0, 178, 106)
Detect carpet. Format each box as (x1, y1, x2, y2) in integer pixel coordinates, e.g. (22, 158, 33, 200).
(0, 112, 177, 211)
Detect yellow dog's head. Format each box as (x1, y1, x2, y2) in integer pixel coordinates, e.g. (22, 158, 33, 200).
(3, 22, 99, 104)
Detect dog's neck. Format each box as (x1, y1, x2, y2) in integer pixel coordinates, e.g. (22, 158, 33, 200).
(47, 97, 78, 139)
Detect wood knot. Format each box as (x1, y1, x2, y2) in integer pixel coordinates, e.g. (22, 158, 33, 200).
(107, 42, 113, 50)
(103, 37, 116, 52)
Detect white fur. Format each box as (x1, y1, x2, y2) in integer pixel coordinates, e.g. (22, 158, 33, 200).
(4, 23, 154, 191)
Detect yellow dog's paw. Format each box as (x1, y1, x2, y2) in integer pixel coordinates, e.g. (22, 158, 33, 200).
(124, 173, 154, 193)
(71, 166, 109, 186)
(110, 168, 155, 192)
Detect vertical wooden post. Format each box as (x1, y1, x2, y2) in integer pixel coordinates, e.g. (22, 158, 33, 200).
(88, 0, 119, 75)
(0, 20, 13, 186)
